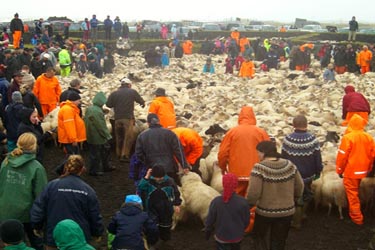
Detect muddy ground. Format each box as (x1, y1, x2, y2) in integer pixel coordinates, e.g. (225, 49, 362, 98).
(42, 143, 375, 250)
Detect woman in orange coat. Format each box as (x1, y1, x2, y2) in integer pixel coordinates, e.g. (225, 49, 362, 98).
(238, 57, 255, 78)
(182, 39, 193, 55)
(172, 127, 203, 172)
(336, 114, 375, 225)
(357, 45, 373, 74)
(148, 88, 176, 129)
(218, 106, 270, 197)
(33, 67, 62, 117)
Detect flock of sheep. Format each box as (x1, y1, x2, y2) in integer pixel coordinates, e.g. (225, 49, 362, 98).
(43, 49, 375, 228)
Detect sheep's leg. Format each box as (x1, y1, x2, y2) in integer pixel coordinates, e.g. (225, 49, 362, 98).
(338, 206, 344, 220)
(327, 203, 332, 216)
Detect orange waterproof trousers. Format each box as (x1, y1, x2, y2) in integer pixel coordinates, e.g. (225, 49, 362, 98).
(41, 103, 57, 117)
(361, 65, 370, 74)
(12, 30, 22, 48)
(343, 178, 363, 225)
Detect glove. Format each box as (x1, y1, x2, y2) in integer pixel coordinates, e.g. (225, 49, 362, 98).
(339, 174, 343, 178)
(33, 229, 43, 238)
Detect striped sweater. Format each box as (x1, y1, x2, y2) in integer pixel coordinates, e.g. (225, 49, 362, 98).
(247, 158, 304, 218)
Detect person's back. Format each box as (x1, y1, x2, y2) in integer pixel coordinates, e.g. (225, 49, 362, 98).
(342, 85, 370, 125)
(107, 195, 159, 250)
(149, 88, 176, 129)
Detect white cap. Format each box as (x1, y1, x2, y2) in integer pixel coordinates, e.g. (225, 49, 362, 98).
(43, 53, 51, 59)
(120, 77, 132, 84)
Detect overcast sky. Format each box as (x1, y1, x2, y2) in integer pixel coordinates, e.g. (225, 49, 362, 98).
(1, 0, 374, 24)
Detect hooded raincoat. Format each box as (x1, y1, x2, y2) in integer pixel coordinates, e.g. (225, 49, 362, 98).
(172, 127, 203, 165)
(218, 106, 270, 181)
(58, 100, 86, 144)
(148, 96, 176, 129)
(0, 152, 47, 222)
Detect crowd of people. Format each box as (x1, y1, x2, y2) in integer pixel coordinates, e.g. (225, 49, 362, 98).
(1, 12, 375, 250)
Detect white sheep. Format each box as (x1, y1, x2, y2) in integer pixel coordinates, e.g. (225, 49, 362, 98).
(180, 172, 220, 226)
(209, 162, 223, 193)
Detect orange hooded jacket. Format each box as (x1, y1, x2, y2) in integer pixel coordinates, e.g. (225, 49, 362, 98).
(33, 73, 62, 105)
(239, 37, 250, 53)
(230, 30, 240, 44)
(218, 106, 270, 180)
(336, 114, 375, 179)
(148, 96, 176, 129)
(58, 101, 86, 144)
(238, 60, 255, 78)
(172, 127, 203, 165)
(357, 49, 372, 67)
(182, 40, 193, 55)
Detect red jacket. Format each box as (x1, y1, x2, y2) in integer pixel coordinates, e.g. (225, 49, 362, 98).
(342, 85, 371, 119)
(218, 106, 269, 180)
(336, 114, 375, 179)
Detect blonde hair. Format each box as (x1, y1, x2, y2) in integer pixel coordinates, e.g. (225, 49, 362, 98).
(61, 155, 85, 177)
(12, 132, 37, 156)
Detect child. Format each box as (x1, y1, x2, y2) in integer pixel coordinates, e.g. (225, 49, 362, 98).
(238, 56, 255, 78)
(107, 194, 159, 250)
(138, 165, 181, 248)
(323, 63, 336, 82)
(161, 46, 170, 68)
(203, 57, 215, 73)
(0, 219, 34, 250)
(225, 55, 234, 74)
(234, 52, 245, 71)
(205, 173, 250, 250)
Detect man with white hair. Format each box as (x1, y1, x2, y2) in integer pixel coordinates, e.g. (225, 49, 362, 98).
(106, 78, 145, 162)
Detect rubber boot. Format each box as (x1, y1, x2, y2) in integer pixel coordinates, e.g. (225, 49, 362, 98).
(291, 206, 303, 229)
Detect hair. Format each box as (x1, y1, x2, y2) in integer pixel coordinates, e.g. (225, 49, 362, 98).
(21, 65, 30, 71)
(8, 133, 37, 159)
(46, 67, 55, 73)
(293, 115, 307, 129)
(61, 155, 85, 177)
(70, 79, 81, 88)
(256, 140, 281, 159)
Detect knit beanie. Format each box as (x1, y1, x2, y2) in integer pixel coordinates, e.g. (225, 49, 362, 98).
(67, 92, 81, 101)
(12, 91, 23, 103)
(0, 219, 24, 244)
(222, 173, 238, 203)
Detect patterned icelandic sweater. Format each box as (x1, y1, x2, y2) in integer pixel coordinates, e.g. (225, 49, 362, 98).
(247, 158, 304, 218)
(281, 130, 323, 181)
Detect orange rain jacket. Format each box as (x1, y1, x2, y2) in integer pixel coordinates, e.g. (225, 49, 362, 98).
(172, 127, 203, 165)
(336, 114, 375, 179)
(58, 101, 87, 144)
(239, 37, 250, 53)
(238, 60, 255, 78)
(218, 106, 270, 180)
(182, 40, 193, 55)
(357, 49, 372, 67)
(230, 30, 240, 44)
(149, 96, 176, 129)
(33, 73, 62, 105)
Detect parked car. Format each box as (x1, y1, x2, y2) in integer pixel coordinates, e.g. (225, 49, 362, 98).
(260, 25, 277, 31)
(300, 24, 327, 32)
(337, 27, 350, 33)
(201, 23, 221, 31)
(359, 28, 375, 34)
(245, 25, 262, 31)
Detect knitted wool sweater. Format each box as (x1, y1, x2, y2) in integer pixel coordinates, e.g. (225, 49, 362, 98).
(281, 130, 323, 180)
(247, 158, 304, 218)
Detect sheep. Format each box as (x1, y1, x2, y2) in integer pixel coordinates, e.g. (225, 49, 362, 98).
(210, 162, 223, 193)
(171, 186, 187, 230)
(359, 177, 375, 215)
(180, 172, 221, 226)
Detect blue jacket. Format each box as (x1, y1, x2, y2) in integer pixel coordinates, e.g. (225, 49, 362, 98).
(30, 174, 104, 246)
(0, 77, 10, 108)
(104, 19, 113, 29)
(4, 102, 25, 141)
(107, 204, 159, 250)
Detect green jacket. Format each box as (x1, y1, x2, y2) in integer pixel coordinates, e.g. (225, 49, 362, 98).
(53, 219, 95, 250)
(0, 153, 47, 222)
(58, 48, 71, 66)
(4, 242, 35, 250)
(84, 92, 112, 145)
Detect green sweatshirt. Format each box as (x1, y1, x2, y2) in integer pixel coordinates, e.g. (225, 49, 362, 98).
(0, 153, 47, 222)
(4, 242, 35, 250)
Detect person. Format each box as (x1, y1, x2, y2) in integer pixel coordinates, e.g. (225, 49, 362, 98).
(84, 91, 114, 176)
(225, 54, 234, 74)
(17, 48, 32, 68)
(172, 127, 203, 175)
(113, 16, 122, 39)
(161, 47, 170, 68)
(76, 53, 89, 78)
(59, 78, 81, 103)
(63, 22, 70, 40)
(348, 16, 359, 41)
(0, 219, 35, 250)
(138, 166, 182, 248)
(53, 219, 95, 250)
(58, 92, 86, 156)
(34, 18, 43, 38)
(107, 194, 159, 250)
(357, 45, 372, 74)
(230, 28, 240, 46)
(17, 108, 52, 163)
(7, 71, 23, 104)
(323, 63, 336, 82)
(123, 22, 130, 39)
(218, 106, 270, 197)
(182, 38, 193, 55)
(0, 68, 10, 109)
(247, 140, 304, 250)
(148, 87, 176, 129)
(333, 45, 347, 74)
(3, 49, 20, 82)
(4, 91, 25, 152)
(106, 77, 145, 162)
(160, 24, 168, 40)
(21, 65, 35, 89)
(264, 47, 279, 70)
(281, 115, 323, 229)
(81, 18, 90, 42)
(104, 15, 113, 40)
(203, 57, 215, 73)
(341, 85, 371, 126)
(336, 114, 375, 225)
(90, 14, 99, 42)
(10, 13, 24, 49)
(30, 52, 43, 79)
(103, 48, 115, 74)
(30, 154, 104, 249)
(135, 113, 189, 184)
(205, 173, 250, 250)
(58, 45, 72, 77)
(0, 133, 48, 250)
(238, 56, 255, 78)
(144, 46, 162, 67)
(346, 44, 358, 73)
(33, 67, 61, 117)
